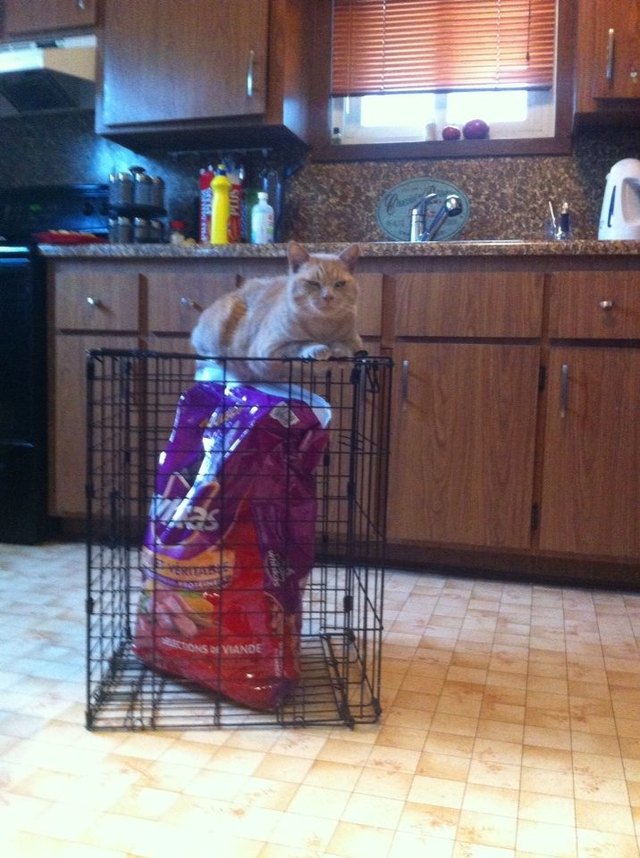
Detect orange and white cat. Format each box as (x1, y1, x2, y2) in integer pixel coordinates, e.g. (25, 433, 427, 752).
(191, 240, 363, 382)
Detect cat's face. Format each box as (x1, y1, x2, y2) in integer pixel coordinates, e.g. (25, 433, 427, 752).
(287, 242, 359, 317)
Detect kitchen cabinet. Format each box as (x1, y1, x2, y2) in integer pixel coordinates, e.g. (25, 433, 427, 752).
(47, 248, 640, 584)
(49, 259, 239, 517)
(386, 271, 543, 550)
(145, 268, 381, 346)
(575, 0, 640, 115)
(384, 263, 640, 573)
(539, 271, 640, 558)
(3, 0, 98, 38)
(540, 347, 640, 558)
(390, 341, 540, 549)
(54, 332, 137, 516)
(49, 256, 383, 519)
(591, 0, 640, 100)
(51, 262, 140, 517)
(146, 269, 241, 347)
(96, 0, 312, 150)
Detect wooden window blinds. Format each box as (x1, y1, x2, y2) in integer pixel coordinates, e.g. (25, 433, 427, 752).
(331, 0, 556, 95)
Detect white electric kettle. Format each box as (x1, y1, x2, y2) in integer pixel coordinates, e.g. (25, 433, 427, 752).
(598, 158, 640, 240)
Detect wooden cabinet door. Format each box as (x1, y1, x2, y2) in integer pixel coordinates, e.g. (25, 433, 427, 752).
(591, 0, 640, 99)
(3, 0, 97, 36)
(388, 342, 540, 549)
(51, 333, 139, 517)
(539, 347, 640, 559)
(100, 0, 268, 127)
(50, 261, 142, 517)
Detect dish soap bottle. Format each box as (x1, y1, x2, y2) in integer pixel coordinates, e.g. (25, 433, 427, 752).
(250, 191, 274, 244)
(210, 164, 232, 245)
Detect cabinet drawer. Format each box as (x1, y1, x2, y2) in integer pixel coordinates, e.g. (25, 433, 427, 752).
(393, 272, 543, 337)
(146, 271, 383, 338)
(147, 273, 239, 334)
(548, 271, 640, 339)
(54, 269, 140, 331)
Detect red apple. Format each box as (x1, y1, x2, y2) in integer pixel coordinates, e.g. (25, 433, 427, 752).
(441, 125, 461, 140)
(462, 119, 490, 139)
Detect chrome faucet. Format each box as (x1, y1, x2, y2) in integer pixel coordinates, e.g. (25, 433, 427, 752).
(410, 193, 463, 241)
(410, 192, 438, 241)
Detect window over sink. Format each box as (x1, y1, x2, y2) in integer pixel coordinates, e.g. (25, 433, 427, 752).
(308, 0, 576, 160)
(333, 89, 555, 144)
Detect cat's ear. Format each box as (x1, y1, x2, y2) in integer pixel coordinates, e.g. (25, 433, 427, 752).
(339, 244, 360, 272)
(287, 240, 310, 273)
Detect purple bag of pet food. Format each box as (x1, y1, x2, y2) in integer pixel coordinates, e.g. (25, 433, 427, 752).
(134, 372, 330, 710)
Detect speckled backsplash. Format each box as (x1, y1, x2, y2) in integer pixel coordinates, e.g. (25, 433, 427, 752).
(286, 127, 640, 242)
(0, 109, 637, 242)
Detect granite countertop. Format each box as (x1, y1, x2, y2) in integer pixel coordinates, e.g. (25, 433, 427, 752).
(38, 239, 640, 258)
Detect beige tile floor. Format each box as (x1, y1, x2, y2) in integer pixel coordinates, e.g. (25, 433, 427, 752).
(2, 542, 640, 857)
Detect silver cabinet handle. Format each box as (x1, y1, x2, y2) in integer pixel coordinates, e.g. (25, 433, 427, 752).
(179, 296, 200, 310)
(401, 359, 409, 410)
(606, 28, 615, 81)
(86, 296, 102, 307)
(599, 299, 614, 310)
(77, 0, 86, 9)
(246, 49, 255, 98)
(560, 363, 569, 418)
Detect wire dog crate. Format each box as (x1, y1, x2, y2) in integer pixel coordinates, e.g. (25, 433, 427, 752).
(86, 350, 392, 730)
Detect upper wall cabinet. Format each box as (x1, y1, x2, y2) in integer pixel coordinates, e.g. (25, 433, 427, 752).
(591, 0, 640, 100)
(575, 0, 640, 116)
(3, 0, 98, 39)
(95, 0, 312, 151)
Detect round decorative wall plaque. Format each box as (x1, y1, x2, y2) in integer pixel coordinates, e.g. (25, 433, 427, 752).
(376, 177, 470, 241)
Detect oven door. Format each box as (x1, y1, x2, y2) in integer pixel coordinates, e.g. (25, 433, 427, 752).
(0, 247, 48, 543)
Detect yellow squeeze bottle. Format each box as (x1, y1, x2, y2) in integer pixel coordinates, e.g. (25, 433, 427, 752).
(210, 165, 232, 244)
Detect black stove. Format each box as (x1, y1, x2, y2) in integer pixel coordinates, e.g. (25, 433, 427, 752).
(0, 184, 109, 543)
(0, 182, 109, 246)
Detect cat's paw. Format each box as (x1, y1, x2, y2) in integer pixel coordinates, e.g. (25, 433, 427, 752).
(327, 344, 354, 359)
(299, 343, 332, 361)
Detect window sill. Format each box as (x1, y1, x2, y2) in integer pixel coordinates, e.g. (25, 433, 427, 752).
(309, 135, 573, 163)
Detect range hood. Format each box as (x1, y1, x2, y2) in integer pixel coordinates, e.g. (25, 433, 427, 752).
(0, 35, 96, 116)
